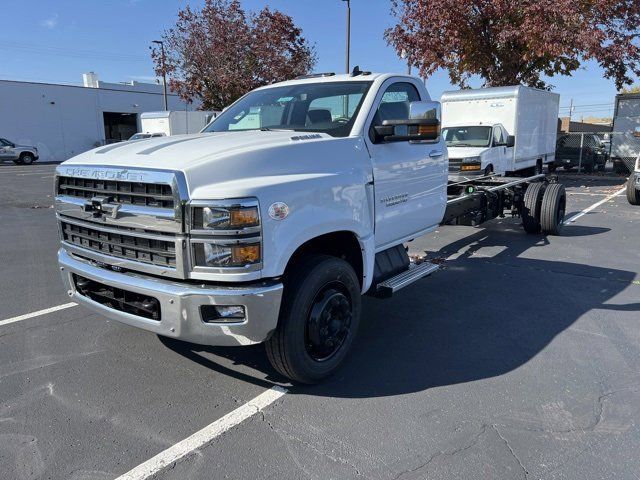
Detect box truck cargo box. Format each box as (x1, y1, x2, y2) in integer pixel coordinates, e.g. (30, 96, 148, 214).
(139, 111, 219, 137)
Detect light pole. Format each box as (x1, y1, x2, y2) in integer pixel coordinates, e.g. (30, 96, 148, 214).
(342, 0, 350, 73)
(152, 40, 168, 111)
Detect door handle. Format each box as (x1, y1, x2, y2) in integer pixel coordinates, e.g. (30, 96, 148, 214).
(429, 150, 444, 158)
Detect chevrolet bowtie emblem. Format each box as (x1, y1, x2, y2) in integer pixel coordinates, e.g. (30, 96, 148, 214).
(83, 196, 121, 219)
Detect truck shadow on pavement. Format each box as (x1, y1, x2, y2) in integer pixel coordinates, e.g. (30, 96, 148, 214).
(162, 224, 634, 396)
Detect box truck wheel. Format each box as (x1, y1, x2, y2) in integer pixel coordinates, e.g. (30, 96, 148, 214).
(522, 182, 545, 234)
(266, 255, 361, 384)
(627, 177, 640, 205)
(540, 183, 566, 235)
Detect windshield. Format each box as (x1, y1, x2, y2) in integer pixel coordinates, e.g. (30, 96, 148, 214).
(204, 81, 372, 138)
(129, 133, 152, 141)
(442, 126, 493, 147)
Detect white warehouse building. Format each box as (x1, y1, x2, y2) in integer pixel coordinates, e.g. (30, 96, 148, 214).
(0, 73, 200, 162)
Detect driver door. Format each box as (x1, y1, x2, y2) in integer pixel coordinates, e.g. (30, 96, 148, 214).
(365, 80, 447, 250)
(0, 139, 13, 161)
(491, 125, 510, 173)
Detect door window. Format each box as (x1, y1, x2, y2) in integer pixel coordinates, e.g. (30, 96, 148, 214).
(370, 82, 420, 142)
(492, 127, 504, 146)
(371, 82, 420, 127)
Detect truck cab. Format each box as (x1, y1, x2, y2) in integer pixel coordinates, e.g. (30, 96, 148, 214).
(55, 72, 447, 383)
(442, 123, 513, 176)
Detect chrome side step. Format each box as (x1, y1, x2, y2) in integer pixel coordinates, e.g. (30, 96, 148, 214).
(376, 261, 439, 298)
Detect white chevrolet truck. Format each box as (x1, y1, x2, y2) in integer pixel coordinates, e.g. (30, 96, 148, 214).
(55, 71, 567, 383)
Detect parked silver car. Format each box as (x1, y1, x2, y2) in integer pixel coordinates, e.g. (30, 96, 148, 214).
(0, 138, 39, 164)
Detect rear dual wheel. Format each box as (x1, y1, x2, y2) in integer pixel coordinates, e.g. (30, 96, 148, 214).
(266, 255, 361, 384)
(522, 183, 566, 235)
(540, 183, 566, 235)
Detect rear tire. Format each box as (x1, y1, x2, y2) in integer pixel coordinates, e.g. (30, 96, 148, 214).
(541, 183, 566, 235)
(627, 176, 640, 205)
(265, 255, 361, 384)
(522, 182, 545, 234)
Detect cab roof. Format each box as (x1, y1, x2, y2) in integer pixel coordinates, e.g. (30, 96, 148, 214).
(255, 72, 414, 90)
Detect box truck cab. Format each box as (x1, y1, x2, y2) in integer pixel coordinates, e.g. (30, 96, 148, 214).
(441, 86, 559, 177)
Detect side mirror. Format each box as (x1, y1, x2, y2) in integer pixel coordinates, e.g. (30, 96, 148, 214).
(373, 101, 441, 143)
(505, 135, 515, 148)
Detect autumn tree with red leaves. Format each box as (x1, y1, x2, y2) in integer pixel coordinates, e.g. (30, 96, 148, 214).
(151, 0, 316, 110)
(386, 0, 640, 90)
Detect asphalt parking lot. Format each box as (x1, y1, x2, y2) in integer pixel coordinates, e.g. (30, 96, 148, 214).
(1, 162, 639, 480)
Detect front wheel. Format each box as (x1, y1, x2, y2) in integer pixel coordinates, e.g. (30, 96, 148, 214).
(20, 153, 35, 165)
(266, 255, 361, 384)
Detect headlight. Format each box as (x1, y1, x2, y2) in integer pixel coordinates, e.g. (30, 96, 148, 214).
(193, 242, 261, 268)
(192, 205, 259, 231)
(462, 156, 481, 163)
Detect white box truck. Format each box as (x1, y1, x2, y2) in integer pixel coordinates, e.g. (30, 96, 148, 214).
(139, 111, 219, 137)
(611, 93, 640, 174)
(441, 86, 559, 177)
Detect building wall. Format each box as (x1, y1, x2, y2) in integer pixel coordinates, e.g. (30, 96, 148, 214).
(558, 117, 612, 133)
(0, 80, 198, 162)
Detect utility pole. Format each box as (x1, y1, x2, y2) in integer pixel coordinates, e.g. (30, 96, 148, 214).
(401, 49, 411, 75)
(568, 98, 573, 121)
(152, 40, 168, 111)
(342, 0, 351, 73)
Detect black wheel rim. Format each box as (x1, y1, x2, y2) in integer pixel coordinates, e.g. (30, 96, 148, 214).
(305, 285, 352, 362)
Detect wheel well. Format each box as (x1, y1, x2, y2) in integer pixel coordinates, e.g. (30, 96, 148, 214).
(284, 232, 364, 287)
(20, 152, 32, 157)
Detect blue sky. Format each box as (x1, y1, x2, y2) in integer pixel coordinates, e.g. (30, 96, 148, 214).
(1, 0, 634, 119)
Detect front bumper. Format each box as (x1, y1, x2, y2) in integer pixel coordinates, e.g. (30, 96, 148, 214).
(58, 249, 283, 346)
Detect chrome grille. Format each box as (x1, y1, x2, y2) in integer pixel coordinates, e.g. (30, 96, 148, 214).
(57, 176, 174, 208)
(449, 158, 462, 172)
(61, 221, 176, 268)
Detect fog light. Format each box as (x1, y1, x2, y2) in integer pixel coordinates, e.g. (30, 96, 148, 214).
(200, 305, 246, 323)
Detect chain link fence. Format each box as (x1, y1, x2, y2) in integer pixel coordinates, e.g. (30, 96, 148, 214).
(553, 131, 639, 174)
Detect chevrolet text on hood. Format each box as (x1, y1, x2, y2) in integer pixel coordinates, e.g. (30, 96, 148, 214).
(54, 70, 567, 383)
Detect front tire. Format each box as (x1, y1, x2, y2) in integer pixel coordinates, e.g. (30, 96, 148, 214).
(20, 153, 35, 165)
(266, 255, 361, 384)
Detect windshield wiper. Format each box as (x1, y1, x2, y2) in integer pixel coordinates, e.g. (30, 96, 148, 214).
(260, 127, 294, 132)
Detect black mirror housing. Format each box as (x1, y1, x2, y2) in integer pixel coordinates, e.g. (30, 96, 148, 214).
(506, 135, 515, 148)
(374, 101, 441, 143)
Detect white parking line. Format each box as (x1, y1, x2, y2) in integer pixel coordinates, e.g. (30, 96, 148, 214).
(566, 186, 627, 224)
(0, 302, 78, 327)
(115, 385, 288, 480)
(16, 171, 58, 176)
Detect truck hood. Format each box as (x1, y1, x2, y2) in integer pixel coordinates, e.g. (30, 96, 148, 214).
(64, 131, 313, 170)
(61, 130, 371, 199)
(446, 146, 489, 159)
